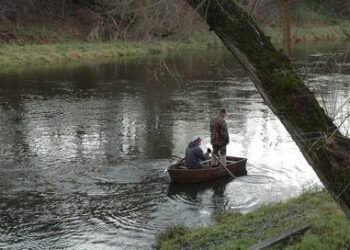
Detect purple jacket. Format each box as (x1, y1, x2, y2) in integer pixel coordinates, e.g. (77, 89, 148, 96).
(185, 142, 209, 169)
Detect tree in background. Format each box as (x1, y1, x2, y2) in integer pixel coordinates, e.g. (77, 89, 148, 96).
(1, 0, 349, 42)
(0, 0, 203, 41)
(72, 0, 203, 41)
(276, 0, 291, 55)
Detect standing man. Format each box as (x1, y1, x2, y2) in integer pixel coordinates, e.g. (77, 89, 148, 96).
(210, 108, 229, 166)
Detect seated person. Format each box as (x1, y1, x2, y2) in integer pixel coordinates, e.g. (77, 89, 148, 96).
(185, 135, 211, 169)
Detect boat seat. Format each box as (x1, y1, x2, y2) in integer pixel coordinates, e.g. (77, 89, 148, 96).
(176, 165, 187, 169)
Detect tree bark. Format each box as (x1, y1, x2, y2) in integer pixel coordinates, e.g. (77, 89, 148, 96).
(184, 0, 350, 219)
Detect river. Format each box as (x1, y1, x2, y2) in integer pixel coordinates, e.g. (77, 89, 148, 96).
(0, 41, 349, 249)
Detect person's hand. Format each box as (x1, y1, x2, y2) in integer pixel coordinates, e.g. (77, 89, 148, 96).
(207, 148, 212, 153)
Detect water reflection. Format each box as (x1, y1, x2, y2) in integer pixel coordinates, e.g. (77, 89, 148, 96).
(167, 176, 232, 207)
(0, 41, 349, 249)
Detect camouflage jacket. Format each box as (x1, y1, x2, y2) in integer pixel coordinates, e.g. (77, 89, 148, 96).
(210, 115, 229, 147)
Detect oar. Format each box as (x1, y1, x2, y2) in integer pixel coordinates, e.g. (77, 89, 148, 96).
(165, 155, 185, 173)
(210, 153, 237, 179)
(171, 155, 185, 162)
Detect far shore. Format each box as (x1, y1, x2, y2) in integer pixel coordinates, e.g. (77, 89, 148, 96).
(0, 22, 349, 72)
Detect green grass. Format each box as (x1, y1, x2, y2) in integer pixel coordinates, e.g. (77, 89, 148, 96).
(156, 190, 350, 249)
(0, 42, 164, 67)
(0, 32, 221, 69)
(1, 20, 349, 72)
(265, 22, 350, 44)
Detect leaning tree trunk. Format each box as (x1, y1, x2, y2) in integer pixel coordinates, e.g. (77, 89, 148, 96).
(184, 0, 350, 218)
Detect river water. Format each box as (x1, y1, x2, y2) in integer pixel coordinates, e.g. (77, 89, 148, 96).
(0, 41, 349, 249)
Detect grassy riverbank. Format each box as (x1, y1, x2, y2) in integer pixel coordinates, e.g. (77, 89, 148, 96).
(1, 21, 350, 70)
(266, 22, 350, 43)
(0, 32, 220, 69)
(157, 190, 350, 249)
(0, 42, 169, 67)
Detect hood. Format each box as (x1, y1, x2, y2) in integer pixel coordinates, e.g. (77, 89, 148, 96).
(188, 142, 200, 148)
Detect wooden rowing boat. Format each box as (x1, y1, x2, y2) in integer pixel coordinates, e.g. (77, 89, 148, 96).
(167, 156, 247, 183)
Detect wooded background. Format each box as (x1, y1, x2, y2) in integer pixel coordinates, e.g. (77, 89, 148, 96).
(0, 0, 349, 42)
